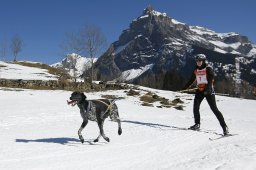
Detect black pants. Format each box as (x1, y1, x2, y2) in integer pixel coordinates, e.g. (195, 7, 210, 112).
(193, 92, 227, 130)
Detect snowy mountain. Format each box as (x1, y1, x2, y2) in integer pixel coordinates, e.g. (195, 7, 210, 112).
(1, 86, 256, 170)
(93, 6, 256, 98)
(52, 53, 97, 78)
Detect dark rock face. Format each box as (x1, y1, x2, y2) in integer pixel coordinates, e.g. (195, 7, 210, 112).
(93, 6, 256, 98)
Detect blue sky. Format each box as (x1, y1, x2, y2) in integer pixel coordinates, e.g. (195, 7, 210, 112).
(0, 0, 255, 64)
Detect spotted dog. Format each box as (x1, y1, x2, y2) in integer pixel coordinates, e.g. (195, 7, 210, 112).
(67, 91, 122, 143)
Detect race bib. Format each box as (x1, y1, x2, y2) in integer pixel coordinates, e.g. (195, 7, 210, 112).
(195, 68, 208, 85)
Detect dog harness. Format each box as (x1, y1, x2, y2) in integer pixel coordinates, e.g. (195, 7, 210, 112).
(85, 101, 97, 121)
(84, 99, 116, 121)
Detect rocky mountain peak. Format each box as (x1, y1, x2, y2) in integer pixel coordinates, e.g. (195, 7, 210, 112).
(142, 5, 168, 18)
(143, 5, 154, 15)
(92, 7, 256, 98)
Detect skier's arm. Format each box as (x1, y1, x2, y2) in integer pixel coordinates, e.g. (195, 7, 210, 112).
(183, 72, 196, 90)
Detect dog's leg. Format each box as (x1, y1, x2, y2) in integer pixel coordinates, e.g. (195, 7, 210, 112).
(93, 133, 101, 143)
(78, 119, 88, 143)
(117, 118, 122, 135)
(111, 105, 122, 135)
(97, 120, 110, 142)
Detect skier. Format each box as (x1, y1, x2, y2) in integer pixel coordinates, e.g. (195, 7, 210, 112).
(182, 54, 229, 135)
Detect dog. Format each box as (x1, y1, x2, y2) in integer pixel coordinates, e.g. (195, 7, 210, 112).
(67, 91, 122, 143)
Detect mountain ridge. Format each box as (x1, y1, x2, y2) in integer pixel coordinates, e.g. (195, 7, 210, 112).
(92, 7, 256, 98)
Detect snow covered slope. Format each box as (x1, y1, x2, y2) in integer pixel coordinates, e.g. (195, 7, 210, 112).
(0, 87, 255, 170)
(0, 61, 57, 80)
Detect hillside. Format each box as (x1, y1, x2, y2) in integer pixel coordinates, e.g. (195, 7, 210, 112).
(0, 59, 255, 169)
(0, 61, 58, 81)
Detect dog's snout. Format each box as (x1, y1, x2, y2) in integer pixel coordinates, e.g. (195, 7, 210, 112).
(70, 97, 72, 100)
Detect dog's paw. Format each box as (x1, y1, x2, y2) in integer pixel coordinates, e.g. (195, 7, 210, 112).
(104, 137, 110, 142)
(118, 129, 122, 135)
(93, 139, 99, 143)
(79, 135, 84, 143)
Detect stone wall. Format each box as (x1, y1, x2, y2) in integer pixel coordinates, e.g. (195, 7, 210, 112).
(0, 79, 128, 91)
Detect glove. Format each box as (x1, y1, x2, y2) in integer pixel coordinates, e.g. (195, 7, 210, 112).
(179, 87, 188, 93)
(204, 85, 213, 95)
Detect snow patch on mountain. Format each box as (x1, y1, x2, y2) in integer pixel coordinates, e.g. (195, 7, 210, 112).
(51, 53, 97, 77)
(209, 41, 241, 49)
(248, 48, 256, 57)
(171, 19, 185, 25)
(189, 26, 256, 56)
(189, 26, 217, 36)
(117, 64, 154, 81)
(114, 42, 131, 55)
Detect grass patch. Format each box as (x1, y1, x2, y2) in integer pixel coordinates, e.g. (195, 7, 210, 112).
(140, 94, 156, 103)
(14, 61, 65, 76)
(101, 95, 125, 100)
(126, 89, 140, 96)
(141, 102, 154, 107)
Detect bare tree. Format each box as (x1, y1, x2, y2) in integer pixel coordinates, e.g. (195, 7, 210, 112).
(60, 32, 83, 55)
(0, 39, 8, 61)
(61, 24, 106, 83)
(10, 34, 23, 62)
(79, 24, 106, 83)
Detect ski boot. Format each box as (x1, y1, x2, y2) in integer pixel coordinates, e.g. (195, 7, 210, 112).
(188, 124, 200, 130)
(223, 126, 229, 136)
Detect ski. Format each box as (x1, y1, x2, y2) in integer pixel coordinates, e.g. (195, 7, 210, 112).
(187, 128, 223, 136)
(209, 134, 237, 141)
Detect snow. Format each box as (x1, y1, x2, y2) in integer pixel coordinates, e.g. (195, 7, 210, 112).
(186, 34, 209, 44)
(117, 64, 154, 81)
(137, 10, 167, 20)
(0, 61, 57, 80)
(51, 53, 97, 78)
(151, 10, 167, 17)
(114, 42, 131, 55)
(190, 26, 239, 40)
(0, 86, 256, 170)
(248, 48, 256, 57)
(251, 69, 256, 74)
(172, 19, 186, 25)
(230, 50, 241, 55)
(218, 32, 240, 38)
(189, 26, 216, 36)
(138, 14, 149, 19)
(214, 47, 227, 54)
(209, 40, 241, 49)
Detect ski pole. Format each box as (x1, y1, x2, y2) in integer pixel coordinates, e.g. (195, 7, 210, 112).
(178, 87, 198, 93)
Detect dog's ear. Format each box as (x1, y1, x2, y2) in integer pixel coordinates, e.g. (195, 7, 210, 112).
(81, 93, 87, 100)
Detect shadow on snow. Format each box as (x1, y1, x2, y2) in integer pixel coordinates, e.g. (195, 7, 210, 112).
(122, 119, 222, 136)
(16, 137, 106, 145)
(16, 137, 82, 145)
